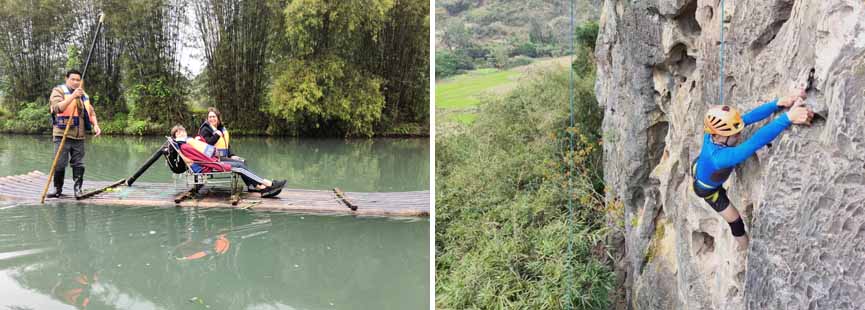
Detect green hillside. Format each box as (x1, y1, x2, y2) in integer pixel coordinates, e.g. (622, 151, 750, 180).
(435, 0, 597, 78)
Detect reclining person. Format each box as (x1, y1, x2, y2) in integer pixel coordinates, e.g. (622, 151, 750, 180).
(170, 125, 285, 198)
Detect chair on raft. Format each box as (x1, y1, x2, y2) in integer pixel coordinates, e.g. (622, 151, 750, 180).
(163, 137, 243, 205)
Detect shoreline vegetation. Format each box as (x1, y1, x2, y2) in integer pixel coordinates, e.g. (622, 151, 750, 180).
(435, 19, 615, 309)
(0, 0, 429, 138)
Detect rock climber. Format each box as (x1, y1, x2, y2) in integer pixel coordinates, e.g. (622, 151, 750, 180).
(693, 88, 813, 251)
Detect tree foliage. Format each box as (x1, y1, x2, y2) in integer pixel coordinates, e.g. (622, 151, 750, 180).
(267, 0, 428, 137)
(193, 0, 276, 130)
(0, 0, 75, 106)
(268, 56, 384, 137)
(0, 0, 428, 137)
(117, 0, 190, 126)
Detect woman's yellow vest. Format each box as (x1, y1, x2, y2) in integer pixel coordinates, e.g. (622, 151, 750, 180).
(210, 125, 231, 157)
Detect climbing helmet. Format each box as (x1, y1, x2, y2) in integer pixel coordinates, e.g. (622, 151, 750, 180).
(704, 105, 744, 136)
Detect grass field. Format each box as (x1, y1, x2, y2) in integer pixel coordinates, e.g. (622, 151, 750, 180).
(435, 57, 571, 127)
(435, 68, 522, 109)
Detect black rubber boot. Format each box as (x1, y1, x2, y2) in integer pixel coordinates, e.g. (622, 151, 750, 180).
(49, 170, 65, 198)
(72, 167, 85, 198)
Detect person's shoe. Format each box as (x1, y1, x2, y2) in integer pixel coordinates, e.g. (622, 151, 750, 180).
(72, 167, 85, 198)
(48, 170, 65, 198)
(272, 179, 286, 188)
(261, 186, 281, 198)
(261, 181, 285, 198)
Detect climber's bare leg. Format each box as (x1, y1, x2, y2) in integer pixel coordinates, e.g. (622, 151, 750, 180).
(720, 206, 749, 251)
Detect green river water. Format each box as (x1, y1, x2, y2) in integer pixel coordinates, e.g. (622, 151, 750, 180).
(0, 134, 430, 309)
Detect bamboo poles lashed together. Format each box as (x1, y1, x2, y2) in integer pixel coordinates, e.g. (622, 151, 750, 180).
(40, 13, 105, 204)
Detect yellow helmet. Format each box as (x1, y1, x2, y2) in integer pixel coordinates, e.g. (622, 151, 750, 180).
(704, 105, 744, 136)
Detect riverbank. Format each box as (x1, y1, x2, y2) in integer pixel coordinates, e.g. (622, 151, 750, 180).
(0, 114, 429, 138)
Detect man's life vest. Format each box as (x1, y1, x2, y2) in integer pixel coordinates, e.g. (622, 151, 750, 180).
(52, 85, 96, 130)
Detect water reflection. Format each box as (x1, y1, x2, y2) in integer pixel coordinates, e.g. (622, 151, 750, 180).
(0, 205, 429, 309)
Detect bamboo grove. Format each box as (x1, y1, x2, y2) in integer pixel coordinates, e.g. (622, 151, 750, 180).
(0, 0, 429, 137)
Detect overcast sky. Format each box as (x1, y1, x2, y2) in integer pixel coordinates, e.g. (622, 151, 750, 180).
(178, 7, 204, 78)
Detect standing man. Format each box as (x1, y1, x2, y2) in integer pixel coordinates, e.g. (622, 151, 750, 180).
(48, 69, 101, 198)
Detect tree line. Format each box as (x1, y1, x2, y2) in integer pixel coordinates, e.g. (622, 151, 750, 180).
(0, 0, 429, 137)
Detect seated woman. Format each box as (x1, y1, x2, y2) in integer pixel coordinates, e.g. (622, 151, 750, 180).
(170, 125, 285, 198)
(198, 107, 239, 160)
(198, 107, 267, 191)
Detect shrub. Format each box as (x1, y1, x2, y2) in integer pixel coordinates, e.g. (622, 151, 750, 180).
(575, 20, 599, 51)
(436, 50, 476, 79)
(440, 0, 473, 15)
(436, 55, 610, 308)
(0, 100, 51, 134)
(506, 56, 534, 69)
(511, 41, 539, 58)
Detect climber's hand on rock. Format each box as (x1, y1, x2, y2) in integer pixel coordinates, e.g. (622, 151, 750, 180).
(778, 87, 806, 108)
(779, 85, 807, 107)
(787, 104, 812, 125)
(794, 84, 807, 98)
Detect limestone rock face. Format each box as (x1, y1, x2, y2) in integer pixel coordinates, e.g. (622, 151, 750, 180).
(595, 0, 865, 309)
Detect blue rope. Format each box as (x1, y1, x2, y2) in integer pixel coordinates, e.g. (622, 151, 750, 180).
(718, 0, 726, 104)
(565, 0, 576, 308)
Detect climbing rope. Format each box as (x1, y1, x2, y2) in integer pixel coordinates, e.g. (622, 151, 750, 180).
(565, 0, 576, 308)
(718, 0, 726, 104)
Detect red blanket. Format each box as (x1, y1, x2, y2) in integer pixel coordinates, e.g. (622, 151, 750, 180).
(179, 143, 231, 173)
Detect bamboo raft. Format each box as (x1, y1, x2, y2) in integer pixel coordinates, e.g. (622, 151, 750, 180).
(0, 171, 429, 217)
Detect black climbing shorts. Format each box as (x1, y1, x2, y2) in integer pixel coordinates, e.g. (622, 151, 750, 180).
(693, 182, 730, 213)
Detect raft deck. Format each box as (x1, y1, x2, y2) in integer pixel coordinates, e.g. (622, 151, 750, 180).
(0, 171, 429, 217)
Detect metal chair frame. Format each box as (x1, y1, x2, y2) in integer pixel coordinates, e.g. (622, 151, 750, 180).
(165, 137, 243, 197)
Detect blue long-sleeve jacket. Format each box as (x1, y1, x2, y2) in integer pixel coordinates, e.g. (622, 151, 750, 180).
(694, 99, 791, 189)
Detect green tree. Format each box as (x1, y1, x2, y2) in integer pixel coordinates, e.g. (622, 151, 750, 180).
(374, 0, 430, 128)
(269, 55, 384, 137)
(117, 0, 190, 127)
(74, 0, 127, 118)
(267, 0, 395, 137)
(0, 0, 75, 108)
(193, 0, 277, 131)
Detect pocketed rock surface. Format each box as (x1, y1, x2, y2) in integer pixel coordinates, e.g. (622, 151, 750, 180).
(595, 0, 865, 309)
